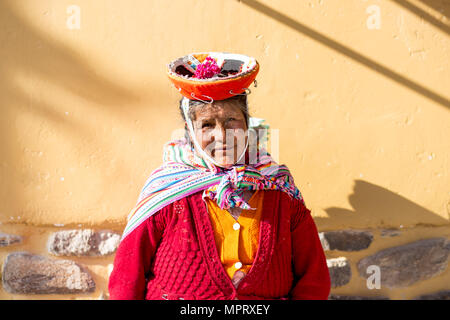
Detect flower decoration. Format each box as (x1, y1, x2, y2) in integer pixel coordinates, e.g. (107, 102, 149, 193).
(194, 56, 221, 79)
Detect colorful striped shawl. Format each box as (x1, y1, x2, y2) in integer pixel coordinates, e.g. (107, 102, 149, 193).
(121, 138, 304, 241)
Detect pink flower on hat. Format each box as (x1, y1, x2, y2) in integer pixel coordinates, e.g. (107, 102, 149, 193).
(194, 56, 221, 79)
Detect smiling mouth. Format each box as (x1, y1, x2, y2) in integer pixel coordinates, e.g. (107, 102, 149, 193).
(213, 147, 234, 155)
(214, 145, 234, 151)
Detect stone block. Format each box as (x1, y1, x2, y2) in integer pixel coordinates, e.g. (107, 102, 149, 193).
(327, 257, 352, 288)
(47, 229, 120, 256)
(2, 252, 95, 294)
(0, 232, 22, 247)
(320, 230, 373, 251)
(357, 238, 450, 288)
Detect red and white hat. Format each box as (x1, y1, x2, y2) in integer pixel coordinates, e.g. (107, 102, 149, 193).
(167, 52, 259, 102)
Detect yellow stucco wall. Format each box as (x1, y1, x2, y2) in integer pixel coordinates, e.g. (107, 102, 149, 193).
(0, 0, 449, 300)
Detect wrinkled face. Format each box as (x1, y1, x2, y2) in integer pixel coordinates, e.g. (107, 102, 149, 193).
(190, 101, 248, 168)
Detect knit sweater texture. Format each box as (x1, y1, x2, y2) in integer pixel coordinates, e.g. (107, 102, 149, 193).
(108, 190, 331, 300)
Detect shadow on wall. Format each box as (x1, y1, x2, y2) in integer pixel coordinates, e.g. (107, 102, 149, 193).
(237, 0, 450, 230)
(0, 1, 143, 115)
(420, 0, 450, 17)
(0, 1, 155, 221)
(315, 179, 449, 231)
(396, 0, 450, 36)
(238, 0, 450, 109)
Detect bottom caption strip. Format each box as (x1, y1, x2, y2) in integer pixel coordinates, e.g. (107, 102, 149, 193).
(180, 303, 271, 317)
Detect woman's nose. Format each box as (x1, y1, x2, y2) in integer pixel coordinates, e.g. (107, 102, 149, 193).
(211, 124, 228, 143)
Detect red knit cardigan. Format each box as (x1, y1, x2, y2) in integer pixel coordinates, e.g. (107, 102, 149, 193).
(108, 190, 331, 300)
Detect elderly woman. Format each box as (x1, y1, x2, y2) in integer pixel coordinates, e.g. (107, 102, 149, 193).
(108, 53, 330, 300)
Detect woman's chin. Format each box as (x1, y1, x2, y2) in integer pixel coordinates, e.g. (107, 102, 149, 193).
(213, 156, 236, 168)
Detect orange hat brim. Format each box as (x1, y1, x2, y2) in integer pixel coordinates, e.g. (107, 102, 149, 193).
(167, 53, 259, 101)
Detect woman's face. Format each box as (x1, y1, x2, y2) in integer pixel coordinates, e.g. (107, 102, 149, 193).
(190, 101, 248, 168)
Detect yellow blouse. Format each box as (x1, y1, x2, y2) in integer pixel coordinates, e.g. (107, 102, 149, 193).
(205, 190, 264, 279)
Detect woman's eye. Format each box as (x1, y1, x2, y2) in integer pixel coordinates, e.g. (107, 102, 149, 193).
(202, 123, 212, 128)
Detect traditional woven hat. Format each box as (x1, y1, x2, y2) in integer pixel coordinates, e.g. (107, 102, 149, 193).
(167, 52, 259, 102)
